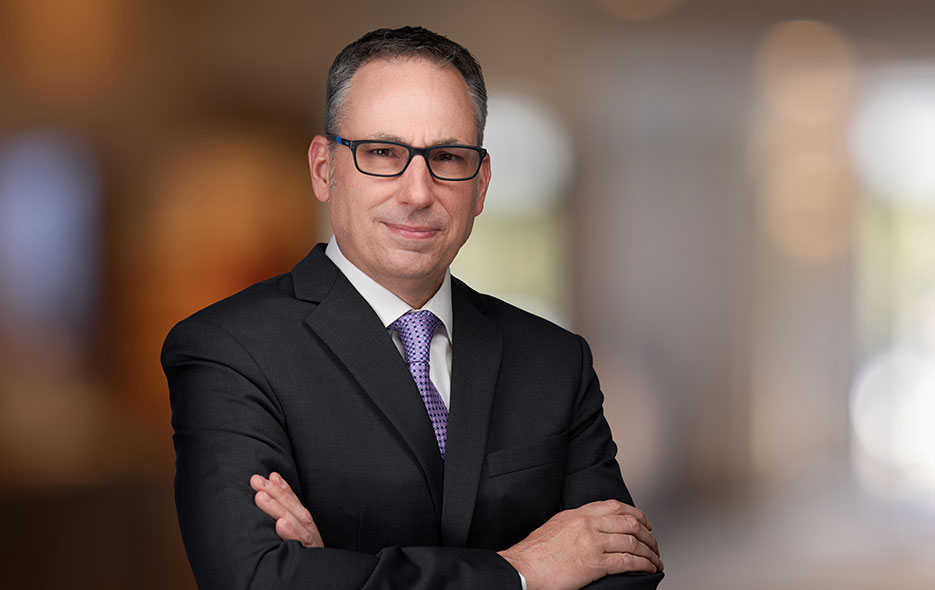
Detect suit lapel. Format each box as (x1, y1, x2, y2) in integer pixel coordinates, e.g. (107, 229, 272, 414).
(294, 246, 445, 519)
(440, 278, 502, 546)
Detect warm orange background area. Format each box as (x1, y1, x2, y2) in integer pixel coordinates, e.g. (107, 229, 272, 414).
(1, 2, 933, 588)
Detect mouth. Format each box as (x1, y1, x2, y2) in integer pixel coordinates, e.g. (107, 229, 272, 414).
(383, 222, 441, 240)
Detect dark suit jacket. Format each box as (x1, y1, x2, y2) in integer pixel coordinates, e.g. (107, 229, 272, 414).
(163, 244, 663, 589)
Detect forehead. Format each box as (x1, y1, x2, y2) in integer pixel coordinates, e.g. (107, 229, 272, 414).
(340, 57, 477, 144)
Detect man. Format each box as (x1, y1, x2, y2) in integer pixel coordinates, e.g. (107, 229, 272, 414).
(163, 26, 663, 590)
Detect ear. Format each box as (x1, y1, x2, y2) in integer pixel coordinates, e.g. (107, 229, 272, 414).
(473, 153, 491, 216)
(308, 135, 333, 203)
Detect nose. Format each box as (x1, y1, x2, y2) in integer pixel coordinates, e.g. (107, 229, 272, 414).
(397, 153, 435, 209)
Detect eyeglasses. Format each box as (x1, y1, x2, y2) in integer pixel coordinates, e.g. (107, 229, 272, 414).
(329, 135, 487, 181)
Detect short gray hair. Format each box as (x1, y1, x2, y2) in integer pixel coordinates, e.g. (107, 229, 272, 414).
(324, 26, 488, 144)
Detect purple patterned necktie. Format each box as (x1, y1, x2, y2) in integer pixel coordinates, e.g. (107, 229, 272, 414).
(390, 310, 448, 459)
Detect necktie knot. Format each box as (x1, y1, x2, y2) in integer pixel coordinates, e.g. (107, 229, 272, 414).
(390, 310, 442, 365)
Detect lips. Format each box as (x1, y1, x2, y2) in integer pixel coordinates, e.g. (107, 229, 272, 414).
(383, 222, 440, 240)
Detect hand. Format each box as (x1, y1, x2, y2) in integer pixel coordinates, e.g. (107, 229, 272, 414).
(249, 472, 324, 548)
(497, 499, 662, 590)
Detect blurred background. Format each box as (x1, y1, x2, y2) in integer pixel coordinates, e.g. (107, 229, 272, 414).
(1, 0, 933, 588)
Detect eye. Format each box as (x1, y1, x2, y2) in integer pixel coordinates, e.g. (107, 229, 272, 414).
(368, 147, 398, 158)
(431, 150, 464, 163)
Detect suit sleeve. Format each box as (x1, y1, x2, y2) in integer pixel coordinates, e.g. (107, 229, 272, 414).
(563, 336, 665, 590)
(163, 315, 521, 590)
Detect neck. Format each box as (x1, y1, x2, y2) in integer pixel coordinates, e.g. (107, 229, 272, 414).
(327, 237, 446, 309)
(384, 276, 443, 309)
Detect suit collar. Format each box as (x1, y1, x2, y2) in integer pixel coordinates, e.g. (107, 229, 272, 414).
(440, 277, 502, 546)
(292, 243, 338, 303)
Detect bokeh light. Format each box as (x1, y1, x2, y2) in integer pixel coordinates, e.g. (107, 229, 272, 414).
(849, 67, 935, 206)
(757, 20, 857, 124)
(759, 151, 855, 263)
(0, 131, 98, 337)
(454, 91, 573, 324)
(481, 92, 573, 216)
(751, 19, 858, 264)
(113, 128, 314, 426)
(850, 347, 935, 496)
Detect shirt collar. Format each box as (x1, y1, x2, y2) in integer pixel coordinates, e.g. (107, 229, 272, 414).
(325, 236, 453, 339)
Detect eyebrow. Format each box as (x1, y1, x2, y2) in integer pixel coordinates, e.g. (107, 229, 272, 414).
(370, 133, 471, 146)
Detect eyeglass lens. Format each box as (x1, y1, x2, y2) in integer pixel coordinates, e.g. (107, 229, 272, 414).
(354, 142, 481, 180)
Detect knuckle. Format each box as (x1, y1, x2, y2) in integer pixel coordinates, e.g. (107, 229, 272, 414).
(605, 552, 631, 573)
(576, 533, 599, 554)
(595, 514, 610, 530)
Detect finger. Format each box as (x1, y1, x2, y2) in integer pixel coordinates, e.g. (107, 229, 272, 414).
(276, 512, 321, 547)
(274, 509, 323, 547)
(275, 513, 311, 545)
(254, 489, 288, 521)
(250, 474, 270, 493)
(603, 549, 660, 575)
(579, 500, 652, 530)
(605, 501, 652, 530)
(259, 473, 303, 518)
(600, 533, 663, 572)
(256, 490, 323, 546)
(267, 472, 315, 526)
(598, 514, 659, 554)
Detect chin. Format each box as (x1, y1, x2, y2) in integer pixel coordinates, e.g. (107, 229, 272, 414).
(383, 250, 446, 280)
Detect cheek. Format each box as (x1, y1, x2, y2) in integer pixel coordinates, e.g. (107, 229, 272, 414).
(457, 197, 481, 228)
(329, 178, 369, 227)
(326, 194, 362, 241)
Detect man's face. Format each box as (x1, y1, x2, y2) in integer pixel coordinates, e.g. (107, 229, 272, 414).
(309, 57, 490, 303)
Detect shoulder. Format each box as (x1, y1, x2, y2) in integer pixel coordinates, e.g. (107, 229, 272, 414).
(180, 271, 296, 328)
(165, 243, 336, 345)
(452, 278, 597, 407)
(453, 277, 585, 352)
(161, 270, 307, 362)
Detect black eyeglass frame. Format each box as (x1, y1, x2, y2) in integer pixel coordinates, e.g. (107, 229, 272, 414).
(328, 135, 488, 181)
